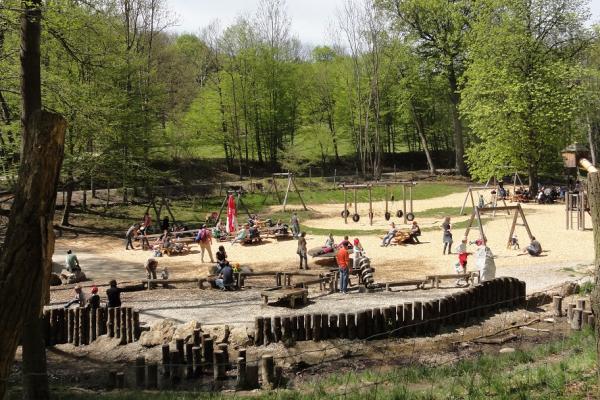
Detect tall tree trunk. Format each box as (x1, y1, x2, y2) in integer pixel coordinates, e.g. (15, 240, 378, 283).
(410, 101, 437, 175)
(448, 66, 467, 176)
(0, 5, 66, 399)
(587, 114, 597, 165)
(61, 179, 73, 226)
(528, 164, 538, 197)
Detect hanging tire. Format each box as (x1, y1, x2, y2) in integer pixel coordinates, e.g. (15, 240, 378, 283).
(352, 213, 360, 222)
(406, 212, 415, 222)
(396, 210, 403, 218)
(384, 211, 391, 221)
(341, 210, 350, 218)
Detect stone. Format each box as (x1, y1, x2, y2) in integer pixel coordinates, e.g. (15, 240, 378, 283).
(60, 269, 87, 284)
(49, 273, 62, 286)
(139, 319, 177, 347)
(499, 347, 515, 354)
(173, 320, 201, 342)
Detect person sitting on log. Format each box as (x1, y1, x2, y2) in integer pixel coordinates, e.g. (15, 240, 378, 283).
(88, 286, 101, 309)
(381, 222, 397, 247)
(64, 285, 85, 308)
(324, 233, 335, 252)
(231, 224, 249, 245)
(524, 236, 542, 256)
(65, 249, 81, 273)
(215, 262, 234, 290)
(409, 221, 421, 244)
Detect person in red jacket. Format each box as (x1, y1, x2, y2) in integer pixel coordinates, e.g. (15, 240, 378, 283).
(336, 242, 350, 294)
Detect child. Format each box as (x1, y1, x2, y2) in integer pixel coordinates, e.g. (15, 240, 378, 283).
(454, 237, 470, 286)
(510, 234, 519, 250)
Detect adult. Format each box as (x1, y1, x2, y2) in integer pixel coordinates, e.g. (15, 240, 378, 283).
(524, 236, 542, 256)
(65, 249, 80, 272)
(475, 239, 496, 282)
(145, 258, 158, 280)
(442, 217, 453, 254)
(88, 286, 101, 309)
(197, 224, 215, 263)
(381, 222, 397, 247)
(290, 212, 300, 239)
(106, 280, 141, 308)
(138, 226, 150, 250)
(125, 223, 138, 250)
(213, 219, 225, 239)
(215, 262, 234, 290)
(297, 232, 308, 270)
(336, 242, 350, 294)
(410, 221, 421, 244)
(64, 285, 85, 308)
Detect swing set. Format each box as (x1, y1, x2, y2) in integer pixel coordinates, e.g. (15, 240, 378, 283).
(262, 172, 307, 212)
(463, 204, 534, 248)
(340, 181, 417, 225)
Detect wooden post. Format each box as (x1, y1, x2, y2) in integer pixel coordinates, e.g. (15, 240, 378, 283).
(403, 302, 413, 336)
(291, 316, 298, 341)
(264, 317, 273, 345)
(213, 350, 227, 380)
(135, 356, 146, 388)
(312, 313, 321, 342)
(162, 344, 170, 378)
(567, 303, 576, 322)
(365, 309, 373, 338)
(73, 307, 80, 346)
(261, 355, 275, 389)
(218, 343, 229, 371)
(571, 308, 583, 331)
(577, 298, 587, 310)
(120, 307, 127, 344)
(297, 315, 306, 341)
(329, 315, 338, 339)
(553, 296, 563, 317)
(67, 309, 75, 343)
(320, 313, 329, 339)
(192, 346, 202, 378)
(170, 350, 181, 386)
(185, 343, 194, 378)
(115, 372, 125, 389)
(349, 312, 359, 340)
(368, 185, 373, 226)
(273, 316, 282, 342)
(108, 370, 117, 390)
(395, 304, 404, 337)
(255, 317, 264, 346)
(95, 308, 103, 339)
(203, 338, 214, 372)
(402, 185, 407, 224)
(108, 308, 115, 338)
(372, 308, 382, 337)
(175, 338, 184, 362)
(147, 363, 158, 389)
(237, 357, 247, 389)
(343, 186, 348, 224)
(133, 310, 140, 340)
(126, 307, 133, 343)
(338, 313, 347, 339)
(413, 301, 423, 335)
(282, 317, 291, 343)
(246, 363, 259, 389)
(305, 314, 313, 341)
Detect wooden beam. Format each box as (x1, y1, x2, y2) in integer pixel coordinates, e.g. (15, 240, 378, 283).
(477, 205, 522, 213)
(290, 174, 307, 211)
(282, 174, 292, 211)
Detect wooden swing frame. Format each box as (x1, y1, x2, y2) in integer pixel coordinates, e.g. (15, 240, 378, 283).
(463, 204, 534, 247)
(262, 172, 307, 212)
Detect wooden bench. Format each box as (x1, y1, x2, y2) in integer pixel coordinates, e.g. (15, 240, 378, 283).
(425, 272, 480, 288)
(261, 288, 309, 308)
(384, 280, 427, 291)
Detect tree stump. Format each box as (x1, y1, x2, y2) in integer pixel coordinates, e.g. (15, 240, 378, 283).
(161, 344, 171, 378)
(273, 316, 282, 342)
(147, 363, 158, 389)
(553, 296, 563, 317)
(135, 356, 146, 388)
(260, 354, 275, 389)
(348, 313, 357, 340)
(571, 308, 583, 331)
(254, 317, 264, 346)
(338, 313, 347, 339)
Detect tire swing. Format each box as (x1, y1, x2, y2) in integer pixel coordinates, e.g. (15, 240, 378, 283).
(384, 185, 391, 221)
(396, 210, 403, 218)
(406, 212, 415, 222)
(352, 187, 360, 222)
(341, 209, 350, 218)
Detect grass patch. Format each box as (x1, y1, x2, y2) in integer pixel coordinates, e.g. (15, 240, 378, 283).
(579, 281, 595, 295)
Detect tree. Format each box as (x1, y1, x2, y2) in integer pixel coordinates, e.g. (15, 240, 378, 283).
(461, 0, 591, 192)
(378, 0, 471, 176)
(0, 1, 66, 399)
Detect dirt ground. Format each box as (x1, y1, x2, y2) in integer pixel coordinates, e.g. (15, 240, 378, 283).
(51, 190, 594, 295)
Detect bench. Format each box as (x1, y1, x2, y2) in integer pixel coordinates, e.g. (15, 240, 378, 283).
(425, 272, 480, 288)
(261, 288, 309, 308)
(384, 280, 428, 291)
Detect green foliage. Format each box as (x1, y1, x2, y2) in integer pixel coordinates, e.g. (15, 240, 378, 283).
(579, 281, 595, 295)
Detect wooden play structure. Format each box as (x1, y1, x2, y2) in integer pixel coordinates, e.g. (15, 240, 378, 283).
(566, 190, 589, 230)
(459, 184, 510, 216)
(262, 172, 307, 211)
(145, 196, 176, 225)
(340, 181, 417, 225)
(463, 204, 534, 247)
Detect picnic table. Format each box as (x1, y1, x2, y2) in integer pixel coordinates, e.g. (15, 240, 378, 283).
(261, 287, 309, 308)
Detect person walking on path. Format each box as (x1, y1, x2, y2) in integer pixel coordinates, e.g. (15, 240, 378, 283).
(336, 242, 350, 294)
(197, 224, 215, 263)
(297, 232, 308, 269)
(290, 212, 300, 239)
(125, 223, 138, 250)
(442, 217, 453, 254)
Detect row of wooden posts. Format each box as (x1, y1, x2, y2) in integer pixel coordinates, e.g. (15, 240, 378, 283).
(43, 306, 141, 346)
(254, 277, 526, 346)
(108, 329, 282, 390)
(555, 296, 597, 331)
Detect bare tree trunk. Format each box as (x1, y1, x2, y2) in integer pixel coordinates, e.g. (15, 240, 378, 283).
(448, 66, 467, 176)
(61, 179, 73, 226)
(410, 101, 437, 175)
(587, 114, 597, 165)
(0, 2, 66, 399)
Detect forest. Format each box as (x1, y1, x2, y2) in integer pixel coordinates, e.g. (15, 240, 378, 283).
(0, 0, 599, 192)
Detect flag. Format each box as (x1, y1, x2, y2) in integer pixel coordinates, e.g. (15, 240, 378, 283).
(226, 194, 237, 233)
